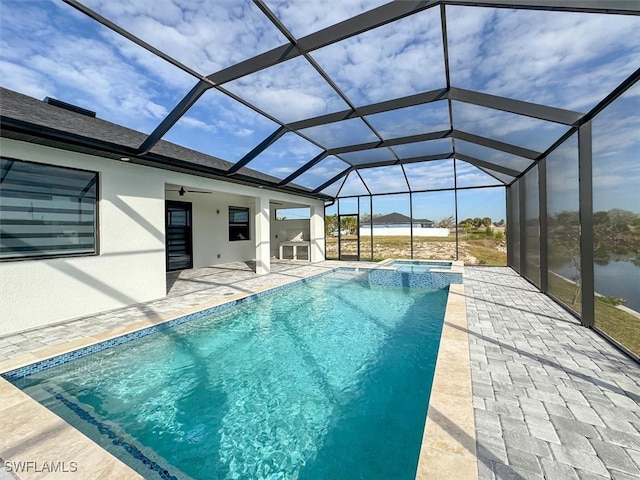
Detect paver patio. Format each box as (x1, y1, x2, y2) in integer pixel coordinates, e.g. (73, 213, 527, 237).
(465, 267, 640, 480)
(1, 262, 638, 479)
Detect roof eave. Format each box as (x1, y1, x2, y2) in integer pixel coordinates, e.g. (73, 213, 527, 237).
(0, 117, 332, 202)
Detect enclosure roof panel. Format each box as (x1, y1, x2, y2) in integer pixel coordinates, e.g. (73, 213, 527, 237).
(1, 0, 637, 199)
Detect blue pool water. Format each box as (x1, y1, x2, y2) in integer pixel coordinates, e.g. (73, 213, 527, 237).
(388, 260, 452, 274)
(10, 270, 448, 480)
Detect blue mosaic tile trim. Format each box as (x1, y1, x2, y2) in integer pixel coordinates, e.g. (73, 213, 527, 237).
(2, 268, 338, 381)
(2, 301, 237, 381)
(368, 269, 463, 289)
(43, 386, 177, 480)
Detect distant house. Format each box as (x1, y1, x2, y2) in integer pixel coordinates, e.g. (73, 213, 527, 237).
(363, 213, 434, 228)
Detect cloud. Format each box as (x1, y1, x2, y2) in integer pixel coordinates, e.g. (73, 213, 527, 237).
(311, 5, 446, 105)
(243, 132, 322, 178)
(0, 61, 50, 99)
(2, 0, 635, 180)
(455, 140, 532, 173)
(177, 116, 216, 132)
(403, 160, 455, 190)
(224, 56, 349, 123)
(452, 101, 569, 152)
(299, 118, 377, 149)
(0, 0, 190, 133)
(365, 101, 450, 140)
(455, 161, 502, 188)
(339, 171, 370, 196)
(359, 165, 410, 193)
(294, 156, 350, 189)
(264, 0, 388, 39)
(446, 7, 640, 112)
(83, 0, 286, 74)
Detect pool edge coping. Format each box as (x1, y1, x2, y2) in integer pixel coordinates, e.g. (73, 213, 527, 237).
(415, 282, 479, 480)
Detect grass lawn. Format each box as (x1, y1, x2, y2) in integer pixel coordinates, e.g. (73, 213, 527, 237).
(325, 234, 506, 265)
(549, 273, 640, 357)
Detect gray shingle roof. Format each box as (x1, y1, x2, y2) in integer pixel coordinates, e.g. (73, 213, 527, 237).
(369, 213, 433, 225)
(0, 87, 319, 196)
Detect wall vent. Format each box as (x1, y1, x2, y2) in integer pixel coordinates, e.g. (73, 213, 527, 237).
(43, 97, 96, 118)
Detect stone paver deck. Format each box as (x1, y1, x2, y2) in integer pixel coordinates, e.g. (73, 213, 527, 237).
(465, 267, 640, 480)
(1, 263, 638, 480)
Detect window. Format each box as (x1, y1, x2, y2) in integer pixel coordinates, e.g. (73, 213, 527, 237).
(0, 158, 98, 260)
(229, 206, 250, 241)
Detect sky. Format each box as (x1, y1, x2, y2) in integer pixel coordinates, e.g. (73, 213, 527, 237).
(0, 0, 638, 220)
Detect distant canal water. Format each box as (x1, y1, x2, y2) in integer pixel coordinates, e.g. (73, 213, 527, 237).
(554, 260, 640, 313)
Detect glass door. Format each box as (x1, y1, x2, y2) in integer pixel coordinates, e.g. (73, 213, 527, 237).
(166, 201, 193, 271)
(338, 214, 360, 261)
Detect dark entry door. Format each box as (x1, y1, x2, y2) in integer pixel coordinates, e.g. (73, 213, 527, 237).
(166, 201, 193, 271)
(338, 214, 360, 261)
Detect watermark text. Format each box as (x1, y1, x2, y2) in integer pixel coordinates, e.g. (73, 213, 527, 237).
(4, 460, 78, 474)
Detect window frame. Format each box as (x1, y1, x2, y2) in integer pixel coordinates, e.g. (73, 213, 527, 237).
(0, 157, 100, 262)
(228, 206, 251, 242)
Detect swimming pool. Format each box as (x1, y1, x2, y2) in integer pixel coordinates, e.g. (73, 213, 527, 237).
(7, 269, 448, 480)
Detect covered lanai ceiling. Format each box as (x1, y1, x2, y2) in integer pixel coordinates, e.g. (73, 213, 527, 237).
(2, 0, 639, 199)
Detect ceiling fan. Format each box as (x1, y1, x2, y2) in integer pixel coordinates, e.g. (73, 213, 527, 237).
(166, 186, 213, 196)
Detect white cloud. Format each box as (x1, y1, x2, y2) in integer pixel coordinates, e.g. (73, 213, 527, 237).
(0, 0, 190, 133)
(452, 101, 569, 151)
(272, 166, 296, 175)
(311, 6, 446, 105)
(177, 116, 216, 132)
(2, 0, 636, 173)
(224, 56, 348, 123)
(295, 156, 350, 188)
(404, 160, 455, 190)
(264, 0, 388, 39)
(83, 0, 286, 74)
(299, 118, 377, 149)
(0, 61, 50, 99)
(455, 161, 501, 187)
(446, 7, 640, 111)
(339, 171, 369, 196)
(359, 165, 410, 193)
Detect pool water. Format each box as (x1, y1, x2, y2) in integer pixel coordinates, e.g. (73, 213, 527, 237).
(388, 260, 452, 274)
(12, 270, 448, 480)
(397, 265, 435, 274)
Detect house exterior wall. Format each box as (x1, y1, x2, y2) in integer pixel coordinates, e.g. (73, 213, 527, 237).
(0, 139, 167, 336)
(165, 190, 256, 268)
(309, 204, 325, 262)
(0, 138, 325, 336)
(271, 218, 311, 258)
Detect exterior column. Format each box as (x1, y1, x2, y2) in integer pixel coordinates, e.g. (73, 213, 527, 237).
(539, 157, 548, 293)
(255, 195, 270, 275)
(578, 121, 595, 328)
(309, 201, 325, 262)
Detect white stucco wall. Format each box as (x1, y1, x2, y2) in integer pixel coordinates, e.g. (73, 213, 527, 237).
(271, 219, 311, 258)
(165, 190, 256, 267)
(359, 227, 450, 237)
(0, 139, 167, 336)
(0, 138, 326, 336)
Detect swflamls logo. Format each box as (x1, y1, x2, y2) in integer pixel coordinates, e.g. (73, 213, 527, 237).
(4, 461, 78, 473)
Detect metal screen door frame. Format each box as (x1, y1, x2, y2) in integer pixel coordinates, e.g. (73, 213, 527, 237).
(338, 213, 360, 261)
